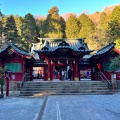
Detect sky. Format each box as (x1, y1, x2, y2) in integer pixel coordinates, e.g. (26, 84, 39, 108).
(0, 0, 120, 17)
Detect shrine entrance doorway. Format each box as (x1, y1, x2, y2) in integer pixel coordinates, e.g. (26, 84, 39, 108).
(52, 58, 74, 80)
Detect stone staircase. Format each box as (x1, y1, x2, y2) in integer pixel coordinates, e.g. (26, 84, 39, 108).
(19, 80, 112, 96)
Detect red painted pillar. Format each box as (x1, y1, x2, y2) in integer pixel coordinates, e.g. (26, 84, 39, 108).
(5, 77, 9, 96)
(48, 59, 51, 81)
(75, 58, 79, 81)
(73, 63, 75, 81)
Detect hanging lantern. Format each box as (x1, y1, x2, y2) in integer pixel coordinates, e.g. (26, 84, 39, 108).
(58, 60, 60, 64)
(51, 59, 53, 63)
(73, 59, 75, 64)
(67, 59, 68, 64)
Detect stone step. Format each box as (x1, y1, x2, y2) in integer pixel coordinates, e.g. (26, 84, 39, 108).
(19, 90, 112, 96)
(21, 87, 108, 90)
(19, 81, 111, 96)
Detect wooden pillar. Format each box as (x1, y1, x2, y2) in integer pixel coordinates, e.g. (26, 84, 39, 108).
(48, 59, 51, 81)
(75, 58, 79, 81)
(79, 65, 81, 80)
(30, 66, 33, 81)
(73, 63, 75, 81)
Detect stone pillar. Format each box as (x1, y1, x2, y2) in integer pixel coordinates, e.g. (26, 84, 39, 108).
(75, 58, 79, 81)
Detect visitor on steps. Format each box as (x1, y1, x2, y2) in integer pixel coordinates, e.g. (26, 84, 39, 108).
(68, 68, 72, 80)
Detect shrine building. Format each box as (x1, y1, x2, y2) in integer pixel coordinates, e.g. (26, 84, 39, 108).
(0, 38, 119, 81)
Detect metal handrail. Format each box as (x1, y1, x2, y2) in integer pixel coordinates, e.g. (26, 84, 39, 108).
(96, 72, 111, 89)
(20, 73, 30, 89)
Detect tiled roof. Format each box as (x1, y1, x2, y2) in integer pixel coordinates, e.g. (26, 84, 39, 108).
(0, 42, 32, 57)
(93, 42, 115, 56)
(31, 38, 93, 53)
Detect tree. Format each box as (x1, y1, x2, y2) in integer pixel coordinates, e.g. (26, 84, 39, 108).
(40, 6, 64, 38)
(3, 15, 19, 43)
(109, 56, 120, 72)
(78, 13, 95, 38)
(65, 13, 80, 38)
(14, 15, 23, 37)
(78, 13, 95, 50)
(108, 6, 120, 47)
(108, 20, 120, 41)
(60, 16, 66, 38)
(114, 38, 120, 49)
(96, 12, 109, 49)
(21, 13, 37, 52)
(0, 68, 5, 95)
(0, 11, 3, 35)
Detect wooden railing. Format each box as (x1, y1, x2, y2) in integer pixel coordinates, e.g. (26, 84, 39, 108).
(95, 72, 111, 89)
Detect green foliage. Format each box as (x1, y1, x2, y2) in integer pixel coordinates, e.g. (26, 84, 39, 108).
(48, 6, 59, 15)
(40, 6, 65, 38)
(78, 13, 95, 38)
(3, 15, 19, 43)
(0, 12, 3, 38)
(14, 15, 23, 37)
(21, 13, 37, 52)
(115, 38, 120, 49)
(0, 21, 3, 37)
(0, 67, 5, 95)
(66, 14, 80, 38)
(96, 12, 109, 48)
(108, 6, 120, 42)
(0, 5, 120, 51)
(78, 13, 95, 50)
(108, 20, 120, 40)
(109, 56, 120, 72)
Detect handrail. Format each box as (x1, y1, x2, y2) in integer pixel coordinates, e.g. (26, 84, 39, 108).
(95, 72, 111, 89)
(20, 73, 30, 90)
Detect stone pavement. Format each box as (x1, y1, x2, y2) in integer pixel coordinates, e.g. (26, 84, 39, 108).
(0, 93, 120, 120)
(41, 94, 120, 120)
(0, 96, 45, 120)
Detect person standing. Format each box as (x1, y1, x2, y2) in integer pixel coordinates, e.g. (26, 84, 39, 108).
(64, 69, 67, 80)
(60, 68, 62, 80)
(54, 69, 58, 79)
(68, 68, 72, 80)
(86, 70, 89, 79)
(62, 69, 65, 80)
(32, 70, 35, 79)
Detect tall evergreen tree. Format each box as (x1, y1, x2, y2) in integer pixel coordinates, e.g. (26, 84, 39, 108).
(60, 16, 66, 38)
(3, 15, 18, 43)
(78, 13, 95, 50)
(0, 11, 3, 38)
(108, 6, 120, 43)
(78, 13, 95, 38)
(14, 15, 23, 37)
(65, 13, 80, 38)
(97, 12, 109, 48)
(21, 13, 37, 52)
(0, 11, 4, 46)
(40, 6, 64, 38)
(107, 6, 120, 50)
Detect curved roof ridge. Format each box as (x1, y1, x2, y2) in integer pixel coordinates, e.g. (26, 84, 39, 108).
(94, 42, 115, 56)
